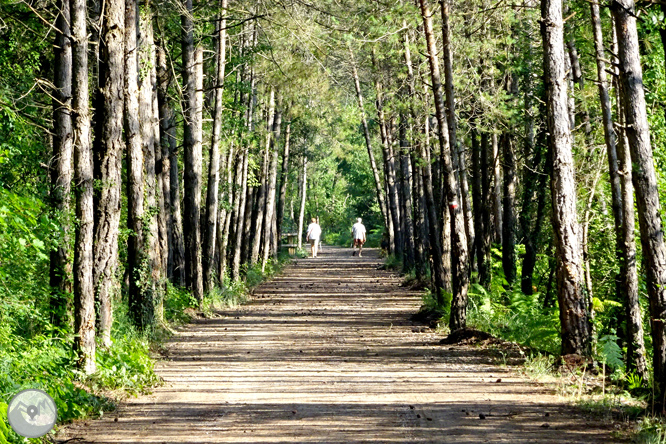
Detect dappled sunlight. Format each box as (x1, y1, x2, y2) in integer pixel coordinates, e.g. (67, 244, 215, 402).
(60, 248, 616, 443)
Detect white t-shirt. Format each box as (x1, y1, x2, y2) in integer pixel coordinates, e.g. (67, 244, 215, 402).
(352, 222, 366, 240)
(306, 223, 321, 240)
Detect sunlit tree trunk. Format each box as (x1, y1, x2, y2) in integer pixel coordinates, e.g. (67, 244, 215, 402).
(298, 156, 307, 250)
(203, 1, 228, 292)
(403, 28, 429, 280)
(441, 0, 474, 258)
(182, 0, 204, 302)
(419, 0, 469, 330)
(349, 46, 389, 231)
(276, 121, 291, 256)
(71, 0, 96, 374)
(372, 48, 402, 257)
(138, 1, 162, 322)
(399, 114, 415, 271)
(230, 149, 248, 281)
(542, 0, 590, 355)
(262, 104, 282, 271)
(92, 0, 124, 347)
(125, 0, 147, 329)
(251, 92, 274, 266)
(50, 0, 73, 328)
(611, 0, 666, 392)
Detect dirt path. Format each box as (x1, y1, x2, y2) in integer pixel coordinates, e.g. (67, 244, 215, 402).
(60, 247, 622, 443)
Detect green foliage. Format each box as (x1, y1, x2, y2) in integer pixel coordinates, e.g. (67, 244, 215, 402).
(599, 334, 624, 371)
(635, 418, 666, 444)
(93, 335, 160, 395)
(468, 279, 561, 354)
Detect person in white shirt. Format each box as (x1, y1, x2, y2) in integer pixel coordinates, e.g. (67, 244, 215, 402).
(305, 218, 322, 258)
(351, 217, 366, 257)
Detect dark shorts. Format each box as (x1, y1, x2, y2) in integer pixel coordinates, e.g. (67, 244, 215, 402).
(353, 239, 365, 247)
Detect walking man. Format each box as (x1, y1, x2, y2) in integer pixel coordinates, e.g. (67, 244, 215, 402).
(351, 217, 366, 257)
(306, 218, 322, 258)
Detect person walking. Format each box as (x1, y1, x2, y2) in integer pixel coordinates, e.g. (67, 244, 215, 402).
(305, 218, 322, 258)
(351, 217, 366, 257)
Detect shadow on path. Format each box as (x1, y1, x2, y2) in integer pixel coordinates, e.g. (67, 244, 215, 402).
(59, 247, 624, 443)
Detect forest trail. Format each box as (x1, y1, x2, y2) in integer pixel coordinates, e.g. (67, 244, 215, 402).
(60, 247, 622, 443)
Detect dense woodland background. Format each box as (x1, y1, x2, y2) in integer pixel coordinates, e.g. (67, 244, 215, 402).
(1, 0, 666, 438)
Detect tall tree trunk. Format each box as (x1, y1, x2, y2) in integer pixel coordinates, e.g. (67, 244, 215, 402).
(71, 0, 96, 373)
(203, 0, 228, 292)
(138, 5, 160, 321)
(403, 27, 429, 281)
(147, 32, 167, 321)
(182, 0, 204, 302)
(441, 0, 474, 258)
(262, 104, 282, 271)
(471, 126, 484, 286)
(609, 20, 648, 376)
(217, 142, 234, 278)
(617, 80, 648, 379)
(372, 48, 402, 257)
(231, 149, 249, 281)
(501, 133, 516, 285)
(251, 92, 275, 266)
(298, 156, 307, 250)
(478, 131, 492, 288)
(155, 44, 172, 290)
(492, 133, 502, 244)
(125, 0, 147, 328)
(419, 0, 469, 330)
(399, 114, 415, 271)
(612, 0, 666, 391)
(156, 46, 175, 284)
(276, 121, 291, 254)
(519, 130, 547, 295)
(50, 0, 73, 328)
(541, 0, 590, 355)
(92, 0, 124, 347)
(349, 46, 389, 231)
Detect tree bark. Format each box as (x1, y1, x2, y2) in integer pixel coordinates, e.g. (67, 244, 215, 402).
(541, 0, 591, 355)
(71, 0, 96, 373)
(92, 0, 124, 347)
(372, 48, 402, 257)
(610, 16, 647, 375)
(251, 92, 274, 266)
(399, 114, 415, 271)
(471, 126, 484, 287)
(231, 149, 249, 281)
(155, 43, 172, 290)
(403, 28, 429, 281)
(349, 46, 389, 231)
(501, 133, 516, 285)
(125, 0, 147, 329)
(276, 120, 291, 254)
(441, 0, 474, 258)
(217, 142, 235, 279)
(203, 0, 228, 293)
(182, 0, 204, 302)
(298, 156, 308, 250)
(262, 104, 282, 271)
(419, 0, 469, 330)
(138, 5, 161, 320)
(612, 1, 664, 386)
(50, 0, 73, 328)
(478, 131, 492, 288)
